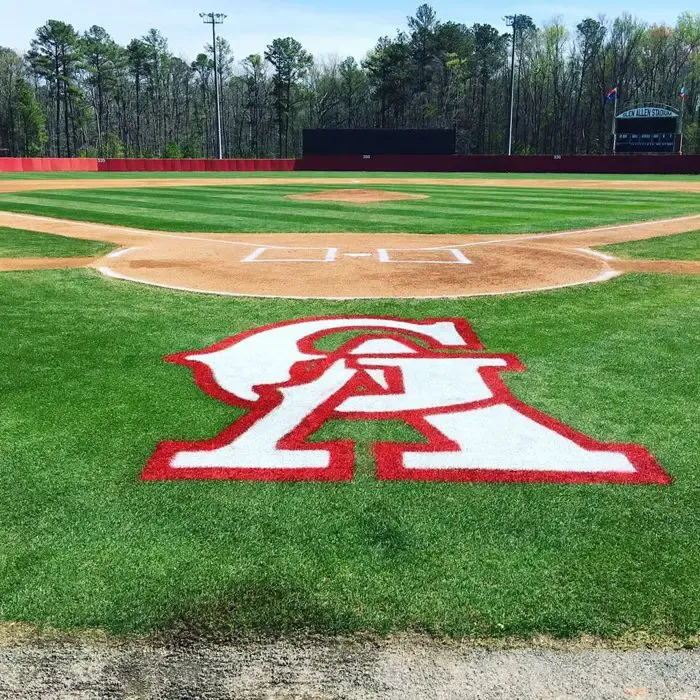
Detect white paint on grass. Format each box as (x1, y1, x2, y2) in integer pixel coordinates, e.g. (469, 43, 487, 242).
(168, 317, 638, 476)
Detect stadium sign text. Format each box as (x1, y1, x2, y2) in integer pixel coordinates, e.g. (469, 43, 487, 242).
(617, 107, 678, 119)
(142, 317, 670, 485)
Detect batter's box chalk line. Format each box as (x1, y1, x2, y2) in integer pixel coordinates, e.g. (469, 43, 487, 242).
(242, 247, 472, 264)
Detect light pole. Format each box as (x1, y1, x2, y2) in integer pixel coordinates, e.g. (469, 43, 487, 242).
(200, 11, 226, 159)
(504, 15, 520, 156)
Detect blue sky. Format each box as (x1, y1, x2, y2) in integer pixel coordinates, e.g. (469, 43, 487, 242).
(2, 0, 693, 63)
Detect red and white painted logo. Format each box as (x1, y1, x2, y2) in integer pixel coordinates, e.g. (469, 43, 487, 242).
(142, 317, 670, 485)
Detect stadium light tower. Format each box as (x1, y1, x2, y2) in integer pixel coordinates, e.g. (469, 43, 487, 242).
(504, 15, 522, 156)
(200, 11, 227, 159)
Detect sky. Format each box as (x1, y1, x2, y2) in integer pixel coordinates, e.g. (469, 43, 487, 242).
(1, 0, 693, 64)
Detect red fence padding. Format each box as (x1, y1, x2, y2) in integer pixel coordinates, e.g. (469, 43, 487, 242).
(0, 157, 98, 172)
(2, 155, 698, 175)
(97, 158, 298, 172)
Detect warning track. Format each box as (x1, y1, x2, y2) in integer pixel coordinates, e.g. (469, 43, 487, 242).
(2, 175, 700, 195)
(0, 210, 697, 299)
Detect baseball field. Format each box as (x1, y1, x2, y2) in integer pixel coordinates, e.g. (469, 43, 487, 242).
(0, 170, 698, 644)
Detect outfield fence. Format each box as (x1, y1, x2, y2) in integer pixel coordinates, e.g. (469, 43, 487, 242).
(98, 158, 297, 172)
(0, 157, 98, 172)
(0, 155, 698, 174)
(298, 154, 700, 174)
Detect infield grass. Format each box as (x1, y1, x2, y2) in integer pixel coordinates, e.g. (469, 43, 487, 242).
(0, 269, 698, 640)
(1, 184, 699, 234)
(598, 230, 700, 261)
(0, 226, 114, 258)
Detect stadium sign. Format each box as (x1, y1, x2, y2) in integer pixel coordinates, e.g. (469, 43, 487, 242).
(617, 106, 678, 119)
(142, 317, 669, 485)
(615, 103, 679, 153)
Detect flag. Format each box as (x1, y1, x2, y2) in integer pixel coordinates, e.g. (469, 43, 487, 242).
(680, 85, 686, 101)
(605, 87, 618, 102)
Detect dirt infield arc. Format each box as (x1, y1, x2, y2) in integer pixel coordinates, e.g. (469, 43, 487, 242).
(1, 209, 698, 299)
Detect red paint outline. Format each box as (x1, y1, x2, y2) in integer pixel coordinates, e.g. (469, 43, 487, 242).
(141, 316, 670, 485)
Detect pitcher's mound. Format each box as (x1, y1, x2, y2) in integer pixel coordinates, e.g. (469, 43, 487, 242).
(287, 189, 429, 204)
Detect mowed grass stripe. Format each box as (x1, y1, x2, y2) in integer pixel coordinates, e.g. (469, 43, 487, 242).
(4, 182, 697, 208)
(37, 183, 699, 210)
(1, 185, 700, 234)
(23, 189, 608, 220)
(37, 182, 700, 212)
(0, 197, 688, 235)
(0, 196, 613, 233)
(21, 185, 697, 220)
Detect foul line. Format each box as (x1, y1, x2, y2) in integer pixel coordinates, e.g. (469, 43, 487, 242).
(106, 246, 140, 259)
(576, 247, 618, 261)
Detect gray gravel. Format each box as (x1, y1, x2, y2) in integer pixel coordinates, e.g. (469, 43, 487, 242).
(1, 636, 699, 699)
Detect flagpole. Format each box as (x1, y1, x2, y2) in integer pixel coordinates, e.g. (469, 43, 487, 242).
(612, 90, 618, 155)
(679, 94, 684, 155)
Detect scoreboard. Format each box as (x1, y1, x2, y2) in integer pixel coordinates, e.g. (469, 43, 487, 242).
(303, 129, 456, 156)
(615, 106, 679, 153)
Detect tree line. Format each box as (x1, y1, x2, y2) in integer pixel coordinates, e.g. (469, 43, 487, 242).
(1, 6, 699, 158)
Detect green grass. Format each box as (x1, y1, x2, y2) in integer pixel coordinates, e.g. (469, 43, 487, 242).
(0, 269, 698, 639)
(1, 170, 699, 181)
(0, 226, 114, 258)
(1, 184, 700, 234)
(598, 230, 700, 261)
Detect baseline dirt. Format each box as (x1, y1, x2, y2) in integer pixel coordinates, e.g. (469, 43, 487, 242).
(0, 256, 97, 272)
(1, 175, 700, 194)
(0, 211, 697, 298)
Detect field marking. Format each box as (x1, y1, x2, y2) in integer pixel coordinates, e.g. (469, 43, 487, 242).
(242, 247, 339, 263)
(96, 265, 620, 300)
(377, 248, 472, 264)
(106, 246, 140, 259)
(576, 247, 618, 261)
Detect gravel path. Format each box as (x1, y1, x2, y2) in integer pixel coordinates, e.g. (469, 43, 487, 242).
(1, 636, 699, 699)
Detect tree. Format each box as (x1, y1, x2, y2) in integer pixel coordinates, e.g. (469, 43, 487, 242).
(16, 78, 47, 155)
(126, 38, 149, 154)
(243, 54, 267, 156)
(363, 35, 412, 127)
(82, 25, 121, 154)
(264, 37, 313, 156)
(27, 20, 82, 156)
(338, 57, 366, 127)
(407, 4, 439, 123)
(3, 9, 700, 157)
(191, 53, 213, 156)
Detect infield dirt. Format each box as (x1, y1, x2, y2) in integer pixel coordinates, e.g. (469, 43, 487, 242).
(0, 209, 698, 298)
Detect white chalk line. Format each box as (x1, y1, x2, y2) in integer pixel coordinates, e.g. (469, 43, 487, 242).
(96, 265, 621, 301)
(576, 247, 618, 261)
(106, 246, 140, 259)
